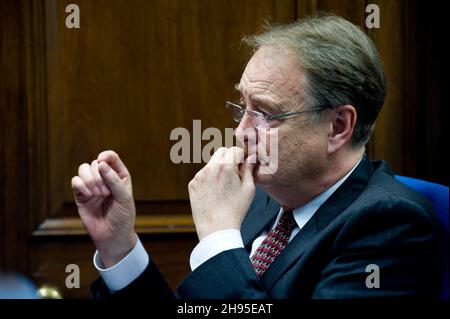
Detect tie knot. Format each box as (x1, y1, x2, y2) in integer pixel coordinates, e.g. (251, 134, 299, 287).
(276, 210, 296, 233)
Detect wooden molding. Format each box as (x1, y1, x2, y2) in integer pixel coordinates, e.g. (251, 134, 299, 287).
(33, 214, 195, 236)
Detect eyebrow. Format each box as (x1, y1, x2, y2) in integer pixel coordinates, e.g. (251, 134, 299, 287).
(253, 95, 271, 105)
(233, 83, 281, 112)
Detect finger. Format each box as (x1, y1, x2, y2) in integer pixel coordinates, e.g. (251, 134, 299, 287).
(97, 150, 130, 178)
(208, 147, 227, 165)
(98, 161, 130, 202)
(240, 154, 257, 185)
(78, 163, 102, 196)
(91, 160, 111, 197)
(71, 176, 92, 198)
(90, 160, 102, 187)
(223, 147, 245, 166)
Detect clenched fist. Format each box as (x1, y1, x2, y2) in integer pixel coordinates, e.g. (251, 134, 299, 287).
(188, 147, 257, 240)
(71, 150, 136, 268)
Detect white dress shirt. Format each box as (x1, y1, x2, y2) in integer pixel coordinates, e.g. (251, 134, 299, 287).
(94, 158, 361, 292)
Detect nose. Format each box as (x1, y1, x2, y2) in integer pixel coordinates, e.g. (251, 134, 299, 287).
(235, 113, 255, 144)
(235, 113, 259, 155)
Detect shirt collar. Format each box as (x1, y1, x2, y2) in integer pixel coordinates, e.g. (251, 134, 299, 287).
(280, 157, 363, 229)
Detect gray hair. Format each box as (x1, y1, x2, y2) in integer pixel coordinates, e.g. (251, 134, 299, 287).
(243, 14, 387, 148)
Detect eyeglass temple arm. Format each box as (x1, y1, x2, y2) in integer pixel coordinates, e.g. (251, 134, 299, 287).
(266, 107, 326, 120)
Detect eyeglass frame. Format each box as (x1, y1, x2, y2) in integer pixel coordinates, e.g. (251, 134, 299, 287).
(225, 100, 328, 130)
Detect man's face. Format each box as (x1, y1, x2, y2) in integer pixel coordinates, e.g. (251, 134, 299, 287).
(235, 46, 330, 188)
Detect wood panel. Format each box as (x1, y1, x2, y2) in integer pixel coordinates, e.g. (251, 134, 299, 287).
(367, 0, 411, 176)
(42, 0, 296, 227)
(297, 0, 366, 25)
(0, 0, 30, 273)
(30, 235, 197, 299)
(46, 0, 289, 203)
(24, 0, 297, 298)
(363, 0, 445, 183)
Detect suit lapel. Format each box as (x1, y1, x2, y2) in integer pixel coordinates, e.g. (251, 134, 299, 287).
(260, 155, 374, 290)
(241, 196, 280, 251)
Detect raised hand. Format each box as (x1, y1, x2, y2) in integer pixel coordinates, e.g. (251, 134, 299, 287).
(71, 150, 136, 268)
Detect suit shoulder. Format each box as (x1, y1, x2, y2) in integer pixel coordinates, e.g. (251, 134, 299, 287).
(352, 166, 436, 218)
(336, 168, 443, 242)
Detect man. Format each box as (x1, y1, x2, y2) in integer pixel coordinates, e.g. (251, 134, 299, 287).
(71, 15, 443, 298)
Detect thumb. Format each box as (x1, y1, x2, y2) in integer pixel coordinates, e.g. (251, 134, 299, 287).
(98, 161, 130, 202)
(240, 154, 257, 186)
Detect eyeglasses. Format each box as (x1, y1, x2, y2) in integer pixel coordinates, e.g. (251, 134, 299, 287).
(225, 101, 325, 130)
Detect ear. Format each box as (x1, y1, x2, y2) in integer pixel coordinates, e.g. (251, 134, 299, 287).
(327, 105, 357, 154)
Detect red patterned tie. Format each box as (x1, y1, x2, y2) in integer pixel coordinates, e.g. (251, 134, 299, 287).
(251, 210, 296, 278)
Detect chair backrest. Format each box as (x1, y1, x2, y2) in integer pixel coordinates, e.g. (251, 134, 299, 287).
(395, 175, 449, 299)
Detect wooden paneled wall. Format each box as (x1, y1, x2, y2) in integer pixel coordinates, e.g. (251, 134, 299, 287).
(1, 0, 445, 298)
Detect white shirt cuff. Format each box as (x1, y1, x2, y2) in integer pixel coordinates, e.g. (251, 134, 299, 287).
(93, 235, 149, 293)
(189, 229, 244, 271)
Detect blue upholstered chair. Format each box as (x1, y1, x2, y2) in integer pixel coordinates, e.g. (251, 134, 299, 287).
(395, 175, 449, 299)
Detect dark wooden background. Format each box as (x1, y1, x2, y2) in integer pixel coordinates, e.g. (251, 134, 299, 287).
(0, 0, 446, 298)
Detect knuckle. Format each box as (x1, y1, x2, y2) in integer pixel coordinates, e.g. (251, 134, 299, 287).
(78, 173, 95, 187)
(108, 150, 119, 160)
(98, 149, 119, 161)
(71, 176, 79, 188)
(201, 166, 211, 175)
(194, 171, 203, 180)
(85, 179, 96, 188)
(221, 163, 235, 172)
(215, 147, 227, 156)
(232, 147, 245, 160)
(94, 177, 103, 187)
(79, 163, 89, 172)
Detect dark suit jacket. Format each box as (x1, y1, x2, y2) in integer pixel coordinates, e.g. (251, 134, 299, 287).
(91, 156, 445, 298)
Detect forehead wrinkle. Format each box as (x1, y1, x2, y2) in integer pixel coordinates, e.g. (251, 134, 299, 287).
(241, 83, 280, 110)
(240, 72, 281, 99)
(240, 75, 296, 111)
